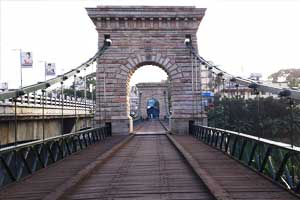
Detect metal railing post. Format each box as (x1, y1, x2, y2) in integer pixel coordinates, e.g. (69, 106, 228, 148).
(189, 120, 194, 135)
(42, 89, 46, 140)
(74, 75, 77, 132)
(14, 97, 18, 146)
(61, 81, 64, 135)
(84, 68, 87, 128)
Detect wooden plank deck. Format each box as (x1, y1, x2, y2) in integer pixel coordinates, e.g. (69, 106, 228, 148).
(134, 119, 167, 134)
(61, 135, 214, 200)
(172, 135, 300, 200)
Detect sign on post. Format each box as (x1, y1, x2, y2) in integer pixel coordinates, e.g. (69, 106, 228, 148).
(45, 63, 56, 76)
(21, 51, 33, 67)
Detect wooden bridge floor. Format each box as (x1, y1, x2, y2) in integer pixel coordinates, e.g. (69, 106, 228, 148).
(0, 121, 299, 200)
(173, 135, 299, 200)
(134, 119, 167, 134)
(62, 135, 214, 200)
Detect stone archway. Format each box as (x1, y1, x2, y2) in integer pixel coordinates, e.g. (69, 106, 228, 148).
(136, 82, 168, 120)
(87, 6, 206, 134)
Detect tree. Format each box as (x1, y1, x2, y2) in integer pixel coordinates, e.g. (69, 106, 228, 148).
(288, 78, 299, 88)
(208, 96, 300, 145)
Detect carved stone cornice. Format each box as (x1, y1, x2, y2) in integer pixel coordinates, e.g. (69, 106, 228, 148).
(87, 6, 206, 30)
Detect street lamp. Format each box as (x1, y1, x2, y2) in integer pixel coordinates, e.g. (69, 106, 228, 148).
(12, 49, 22, 88)
(279, 89, 294, 147)
(138, 92, 142, 119)
(39, 60, 47, 81)
(84, 68, 87, 128)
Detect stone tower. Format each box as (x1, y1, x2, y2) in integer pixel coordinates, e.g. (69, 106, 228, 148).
(87, 6, 206, 134)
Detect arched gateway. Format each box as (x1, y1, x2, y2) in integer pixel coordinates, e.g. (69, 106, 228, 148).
(136, 82, 168, 120)
(87, 6, 206, 134)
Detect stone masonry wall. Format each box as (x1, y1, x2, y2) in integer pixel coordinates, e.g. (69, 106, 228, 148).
(87, 6, 206, 134)
(136, 82, 168, 119)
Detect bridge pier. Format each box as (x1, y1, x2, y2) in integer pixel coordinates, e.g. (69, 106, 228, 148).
(170, 118, 191, 135)
(111, 116, 133, 135)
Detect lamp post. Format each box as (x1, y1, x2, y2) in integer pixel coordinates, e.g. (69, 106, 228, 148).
(278, 89, 295, 147)
(138, 92, 142, 119)
(163, 90, 168, 119)
(222, 78, 226, 129)
(249, 83, 260, 138)
(39, 60, 47, 81)
(42, 89, 46, 140)
(61, 81, 64, 135)
(84, 68, 87, 128)
(278, 89, 296, 186)
(235, 84, 239, 98)
(91, 84, 95, 128)
(12, 49, 22, 88)
(73, 74, 77, 132)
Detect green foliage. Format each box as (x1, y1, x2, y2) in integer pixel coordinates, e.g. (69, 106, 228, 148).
(288, 78, 299, 88)
(208, 96, 300, 145)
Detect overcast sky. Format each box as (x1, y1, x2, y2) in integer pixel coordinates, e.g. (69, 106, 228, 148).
(1, 0, 300, 89)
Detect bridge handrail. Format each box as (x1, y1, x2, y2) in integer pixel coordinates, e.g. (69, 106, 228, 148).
(190, 124, 300, 194)
(0, 42, 109, 101)
(0, 126, 112, 188)
(200, 125, 300, 152)
(0, 127, 98, 154)
(2, 93, 95, 108)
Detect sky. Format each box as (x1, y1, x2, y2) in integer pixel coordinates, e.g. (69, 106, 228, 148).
(1, 0, 300, 89)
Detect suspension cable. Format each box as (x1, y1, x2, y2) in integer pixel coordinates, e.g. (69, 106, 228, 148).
(185, 42, 300, 100)
(191, 51, 195, 119)
(195, 55, 199, 123)
(0, 43, 110, 101)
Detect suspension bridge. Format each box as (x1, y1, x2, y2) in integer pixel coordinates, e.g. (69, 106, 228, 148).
(0, 6, 300, 200)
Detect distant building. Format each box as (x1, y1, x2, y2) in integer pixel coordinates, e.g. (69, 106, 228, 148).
(219, 74, 275, 99)
(221, 82, 256, 99)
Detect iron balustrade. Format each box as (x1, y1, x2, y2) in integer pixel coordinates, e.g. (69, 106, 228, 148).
(189, 124, 300, 193)
(1, 93, 94, 109)
(0, 126, 111, 188)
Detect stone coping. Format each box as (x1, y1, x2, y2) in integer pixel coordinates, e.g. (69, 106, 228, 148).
(87, 6, 206, 20)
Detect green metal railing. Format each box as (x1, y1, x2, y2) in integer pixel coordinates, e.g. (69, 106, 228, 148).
(190, 124, 300, 193)
(0, 126, 111, 188)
